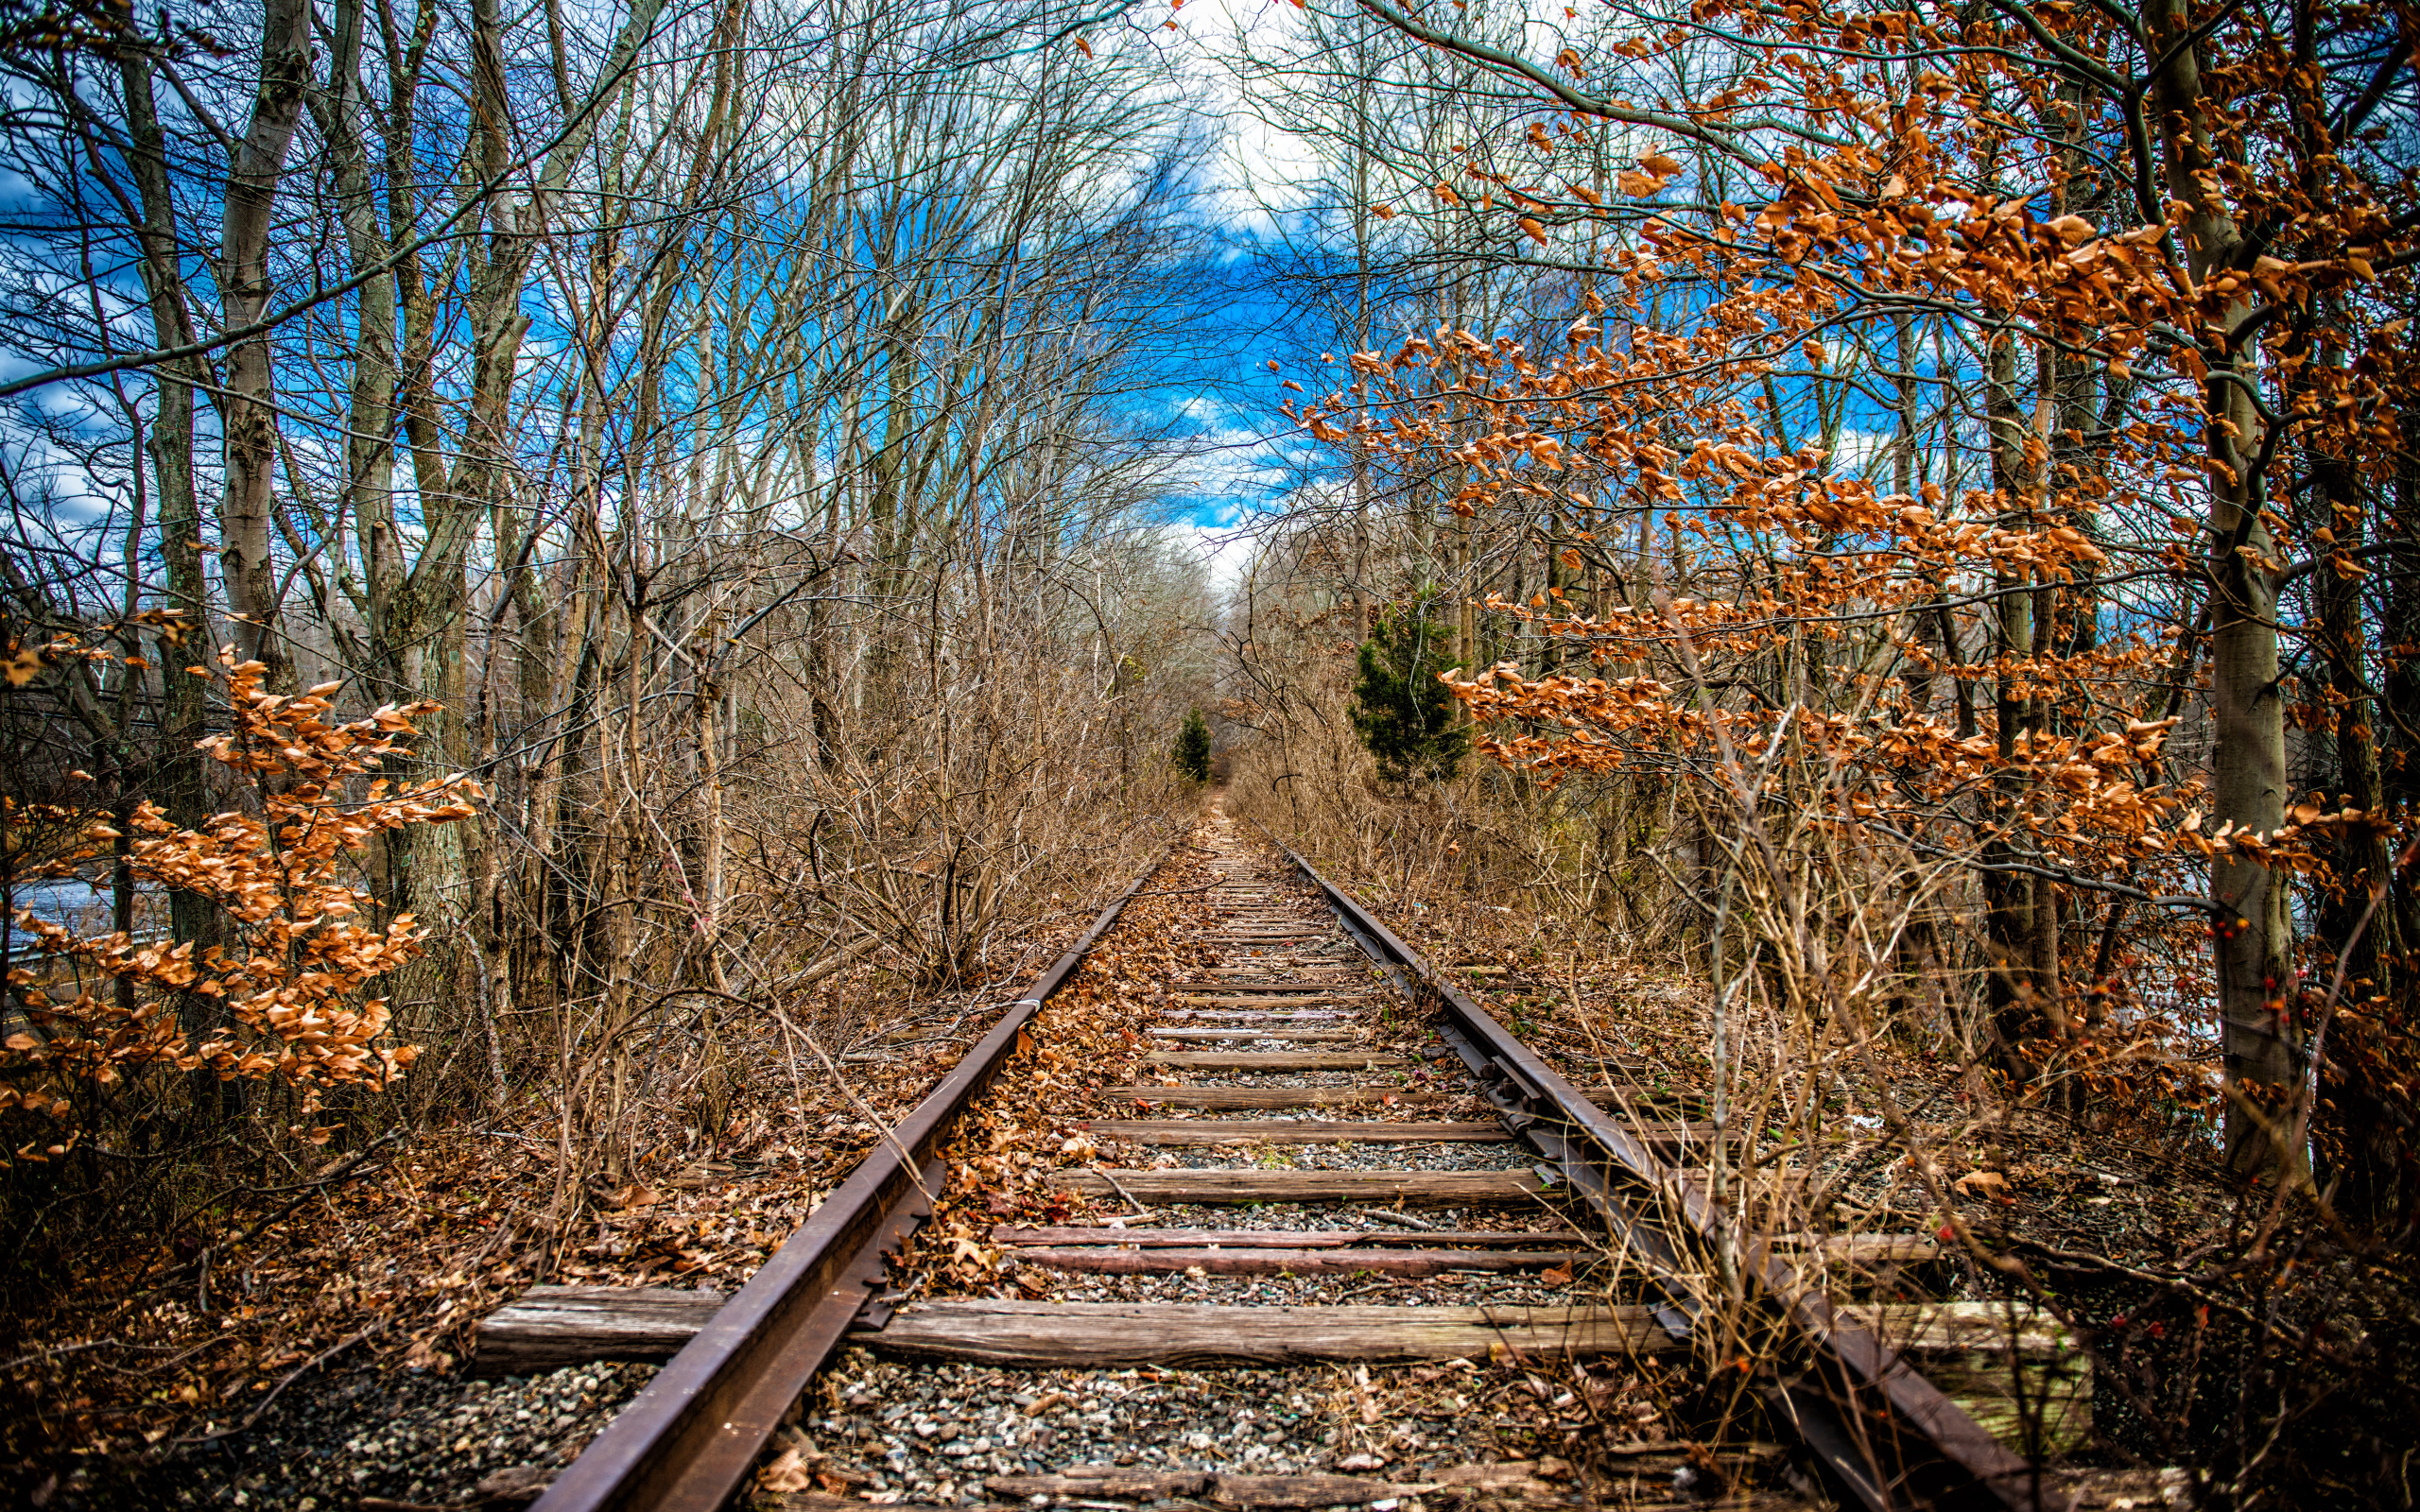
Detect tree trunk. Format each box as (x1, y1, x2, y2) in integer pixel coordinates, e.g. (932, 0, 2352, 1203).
(119, 51, 223, 1055)
(2150, 0, 2297, 1176)
(217, 0, 312, 679)
(1980, 327, 2043, 1075)
(2309, 350, 2403, 1223)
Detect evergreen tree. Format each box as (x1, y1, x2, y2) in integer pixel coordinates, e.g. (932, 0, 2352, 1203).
(1172, 707, 1213, 782)
(1350, 599, 1466, 783)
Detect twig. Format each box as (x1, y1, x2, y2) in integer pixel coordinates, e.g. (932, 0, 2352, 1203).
(1361, 1208, 1435, 1230)
(1092, 1167, 1157, 1223)
(0, 1337, 125, 1372)
(770, 1004, 935, 1203)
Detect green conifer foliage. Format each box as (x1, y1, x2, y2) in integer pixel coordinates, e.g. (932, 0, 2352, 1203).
(1350, 599, 1466, 783)
(1173, 707, 1213, 782)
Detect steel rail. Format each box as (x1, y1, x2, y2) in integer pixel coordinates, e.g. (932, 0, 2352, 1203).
(528, 852, 1167, 1512)
(1270, 838, 2049, 1512)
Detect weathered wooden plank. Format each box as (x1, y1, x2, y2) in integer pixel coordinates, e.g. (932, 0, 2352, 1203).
(986, 1471, 1211, 1502)
(1100, 1085, 1458, 1109)
(1143, 1050, 1406, 1070)
(1777, 1232, 1940, 1265)
(1086, 1119, 1508, 1144)
(993, 1226, 1592, 1248)
(1175, 1000, 1363, 1012)
(1046, 1168, 1547, 1205)
(1137, 1025, 1364, 1035)
(1846, 1302, 2092, 1452)
(1167, 1010, 1356, 1019)
(472, 1284, 723, 1375)
(1162, 1010, 1356, 1022)
(1189, 980, 1367, 989)
(992, 1470, 1403, 1500)
(980, 1469, 1434, 1508)
(1006, 1246, 1582, 1276)
(1178, 977, 1362, 988)
(853, 1299, 1669, 1366)
(473, 1286, 2073, 1445)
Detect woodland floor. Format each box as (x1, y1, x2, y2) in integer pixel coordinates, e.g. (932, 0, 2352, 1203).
(8, 814, 2415, 1508)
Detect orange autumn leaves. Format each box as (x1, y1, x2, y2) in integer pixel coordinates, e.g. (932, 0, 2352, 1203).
(2, 651, 480, 1159)
(1278, 0, 2412, 907)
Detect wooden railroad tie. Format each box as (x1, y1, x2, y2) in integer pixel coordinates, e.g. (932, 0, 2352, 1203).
(1207, 933, 1323, 940)
(848, 1299, 1666, 1366)
(477, 1291, 2086, 1451)
(1101, 1085, 1461, 1109)
(998, 1246, 1582, 1276)
(1159, 1009, 1357, 1021)
(1183, 972, 1366, 985)
(473, 1285, 724, 1375)
(762, 1455, 1794, 1511)
(975, 1455, 1782, 1510)
(1145, 1028, 1362, 1041)
(1141, 1050, 1407, 1071)
(1175, 990, 1366, 1002)
(991, 1226, 1593, 1247)
(1083, 1118, 1510, 1143)
(1044, 1167, 1548, 1205)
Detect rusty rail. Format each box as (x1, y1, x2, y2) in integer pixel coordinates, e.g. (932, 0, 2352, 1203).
(527, 854, 1166, 1512)
(1270, 838, 2048, 1512)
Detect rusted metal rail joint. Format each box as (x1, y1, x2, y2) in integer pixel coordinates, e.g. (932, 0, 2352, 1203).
(1273, 840, 2047, 1512)
(529, 857, 1166, 1512)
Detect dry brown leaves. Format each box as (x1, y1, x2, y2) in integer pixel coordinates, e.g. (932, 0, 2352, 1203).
(891, 833, 1225, 1297)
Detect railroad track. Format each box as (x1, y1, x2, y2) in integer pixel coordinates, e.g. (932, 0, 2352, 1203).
(496, 816, 2078, 1512)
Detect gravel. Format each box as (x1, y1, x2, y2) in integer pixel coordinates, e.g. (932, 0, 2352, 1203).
(1106, 1202, 1580, 1232)
(1028, 1268, 1606, 1309)
(38, 1361, 655, 1511)
(794, 1349, 1620, 1503)
(1144, 1143, 1544, 1174)
(1164, 1070, 1458, 1090)
(1117, 1102, 1497, 1124)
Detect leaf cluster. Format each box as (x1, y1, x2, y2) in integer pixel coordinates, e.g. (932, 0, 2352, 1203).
(2, 650, 483, 1161)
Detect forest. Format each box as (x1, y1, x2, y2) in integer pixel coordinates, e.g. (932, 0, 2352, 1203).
(0, 0, 2413, 1503)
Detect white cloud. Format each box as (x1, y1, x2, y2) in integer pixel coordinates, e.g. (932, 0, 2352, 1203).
(1168, 505, 1264, 595)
